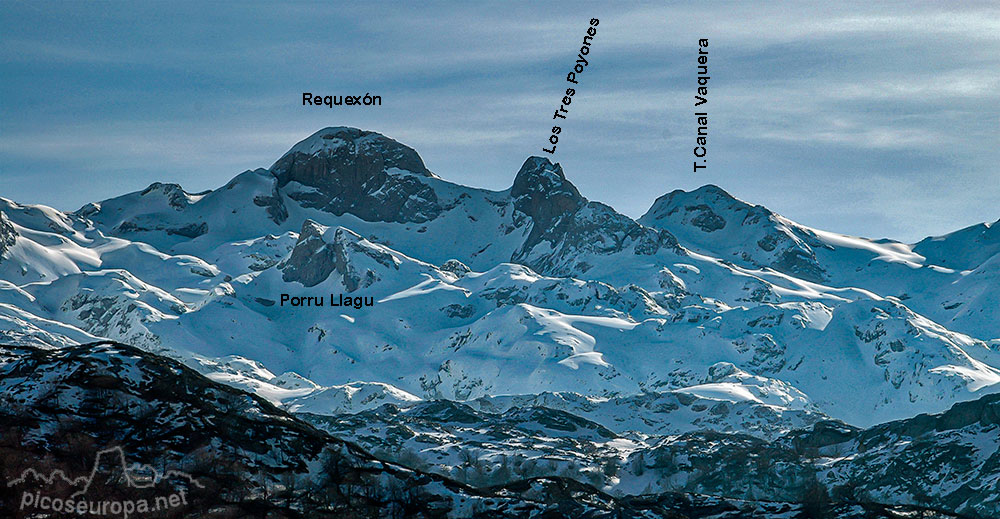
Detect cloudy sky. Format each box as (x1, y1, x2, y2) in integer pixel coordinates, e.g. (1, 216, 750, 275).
(2, 1, 997, 242)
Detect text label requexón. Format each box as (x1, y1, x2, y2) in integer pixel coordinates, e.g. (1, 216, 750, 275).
(302, 93, 381, 107)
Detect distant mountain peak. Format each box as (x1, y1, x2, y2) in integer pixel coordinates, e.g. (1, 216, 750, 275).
(137, 182, 203, 210)
(913, 217, 1000, 270)
(270, 127, 441, 223)
(640, 185, 828, 282)
(512, 157, 571, 190)
(271, 127, 432, 178)
(686, 183, 736, 199)
(511, 156, 585, 230)
(642, 184, 751, 229)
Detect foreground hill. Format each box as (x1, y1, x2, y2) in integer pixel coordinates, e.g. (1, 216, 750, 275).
(0, 341, 984, 518)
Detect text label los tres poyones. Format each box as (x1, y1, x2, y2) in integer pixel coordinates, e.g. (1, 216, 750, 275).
(542, 18, 600, 155)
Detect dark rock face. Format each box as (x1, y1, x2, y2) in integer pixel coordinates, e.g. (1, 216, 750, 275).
(442, 303, 476, 318)
(687, 204, 727, 232)
(510, 157, 586, 236)
(252, 187, 289, 225)
(440, 259, 471, 276)
(281, 220, 337, 287)
(509, 157, 587, 270)
(0, 211, 16, 258)
(634, 228, 682, 256)
(508, 157, 683, 275)
(139, 182, 192, 210)
(115, 219, 208, 239)
(773, 246, 826, 282)
(270, 128, 442, 223)
(165, 221, 208, 238)
(281, 220, 390, 290)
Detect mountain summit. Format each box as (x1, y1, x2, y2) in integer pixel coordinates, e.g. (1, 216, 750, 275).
(272, 126, 433, 178)
(511, 156, 585, 224)
(640, 184, 828, 282)
(270, 127, 440, 223)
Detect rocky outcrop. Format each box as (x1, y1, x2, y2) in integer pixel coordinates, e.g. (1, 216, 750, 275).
(509, 157, 683, 275)
(510, 157, 586, 239)
(270, 127, 442, 223)
(115, 218, 208, 239)
(139, 182, 198, 210)
(280, 220, 396, 290)
(0, 211, 16, 258)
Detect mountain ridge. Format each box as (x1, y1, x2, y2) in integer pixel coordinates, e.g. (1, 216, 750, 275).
(2, 126, 998, 424)
(3, 126, 998, 517)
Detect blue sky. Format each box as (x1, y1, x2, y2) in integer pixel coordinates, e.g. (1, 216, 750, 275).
(2, 1, 997, 242)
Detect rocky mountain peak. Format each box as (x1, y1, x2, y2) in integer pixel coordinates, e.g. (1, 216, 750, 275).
(270, 128, 441, 223)
(640, 185, 828, 282)
(271, 127, 432, 184)
(510, 157, 585, 230)
(138, 182, 200, 210)
(280, 220, 343, 287)
(678, 183, 737, 201)
(511, 157, 578, 197)
(640, 184, 752, 233)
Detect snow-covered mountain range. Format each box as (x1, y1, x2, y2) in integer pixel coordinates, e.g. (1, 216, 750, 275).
(2, 126, 998, 515)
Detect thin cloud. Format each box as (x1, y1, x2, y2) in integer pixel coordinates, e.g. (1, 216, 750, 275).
(1, 2, 997, 242)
